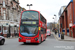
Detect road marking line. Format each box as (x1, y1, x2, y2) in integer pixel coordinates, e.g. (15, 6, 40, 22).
(52, 33, 59, 41)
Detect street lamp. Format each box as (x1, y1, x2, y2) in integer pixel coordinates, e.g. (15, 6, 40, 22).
(54, 14, 56, 17)
(53, 17, 55, 30)
(27, 4, 33, 10)
(53, 14, 57, 28)
(54, 14, 59, 35)
(54, 14, 57, 27)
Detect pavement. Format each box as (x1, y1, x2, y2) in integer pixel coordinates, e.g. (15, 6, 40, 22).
(52, 32, 75, 42)
(5, 36, 19, 39)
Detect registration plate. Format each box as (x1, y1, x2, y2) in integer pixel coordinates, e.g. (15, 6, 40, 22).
(26, 40, 31, 43)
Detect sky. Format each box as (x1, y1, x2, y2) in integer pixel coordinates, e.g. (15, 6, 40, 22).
(19, 0, 70, 23)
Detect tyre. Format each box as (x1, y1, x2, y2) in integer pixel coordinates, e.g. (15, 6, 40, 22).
(44, 37, 46, 41)
(49, 35, 51, 36)
(0, 40, 4, 45)
(23, 42, 26, 44)
(39, 38, 41, 44)
(44, 39, 46, 41)
(49, 34, 51, 36)
(46, 35, 48, 37)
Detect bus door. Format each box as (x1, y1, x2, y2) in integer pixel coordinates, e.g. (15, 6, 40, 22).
(41, 28, 45, 40)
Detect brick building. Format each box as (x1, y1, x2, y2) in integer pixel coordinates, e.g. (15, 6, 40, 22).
(0, 0, 25, 37)
(59, 0, 75, 38)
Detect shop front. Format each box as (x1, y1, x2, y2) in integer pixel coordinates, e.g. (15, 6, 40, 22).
(10, 23, 15, 37)
(0, 20, 19, 37)
(10, 22, 19, 37)
(3, 24, 9, 37)
(0, 20, 10, 37)
(67, 28, 69, 36)
(0, 24, 2, 36)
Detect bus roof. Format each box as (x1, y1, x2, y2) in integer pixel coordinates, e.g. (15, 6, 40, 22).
(21, 10, 47, 22)
(22, 10, 40, 13)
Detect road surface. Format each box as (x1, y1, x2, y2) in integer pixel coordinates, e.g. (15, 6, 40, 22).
(0, 34, 75, 50)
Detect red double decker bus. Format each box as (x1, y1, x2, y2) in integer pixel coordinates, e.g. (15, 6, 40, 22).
(19, 10, 47, 44)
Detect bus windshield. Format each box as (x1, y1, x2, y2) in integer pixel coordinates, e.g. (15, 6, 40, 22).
(20, 25, 38, 37)
(22, 11, 39, 20)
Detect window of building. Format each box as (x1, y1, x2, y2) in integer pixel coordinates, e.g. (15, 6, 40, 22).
(16, 0, 17, 2)
(13, 0, 15, 1)
(70, 4, 71, 9)
(10, 26, 14, 34)
(70, 15, 72, 20)
(3, 27, 9, 34)
(16, 5, 18, 8)
(3, 1, 5, 7)
(0, 0, 2, 4)
(0, 8, 1, 16)
(3, 10, 6, 20)
(11, 1, 13, 6)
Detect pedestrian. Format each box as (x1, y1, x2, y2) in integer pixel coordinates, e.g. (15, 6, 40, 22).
(55, 29, 57, 34)
(6, 30, 8, 38)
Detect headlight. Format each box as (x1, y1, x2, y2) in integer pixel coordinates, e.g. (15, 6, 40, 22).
(19, 37, 22, 40)
(35, 38, 38, 41)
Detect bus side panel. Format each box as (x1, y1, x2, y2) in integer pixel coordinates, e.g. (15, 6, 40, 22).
(39, 21, 46, 41)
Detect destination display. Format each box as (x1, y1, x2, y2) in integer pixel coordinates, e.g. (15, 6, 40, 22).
(21, 21, 37, 25)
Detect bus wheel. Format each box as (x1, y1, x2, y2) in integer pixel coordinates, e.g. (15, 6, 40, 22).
(44, 38, 45, 41)
(44, 37, 46, 41)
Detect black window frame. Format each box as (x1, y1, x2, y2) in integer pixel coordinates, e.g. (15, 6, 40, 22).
(40, 14, 46, 24)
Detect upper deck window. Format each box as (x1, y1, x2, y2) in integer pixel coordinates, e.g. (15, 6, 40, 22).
(40, 14, 46, 23)
(22, 11, 38, 20)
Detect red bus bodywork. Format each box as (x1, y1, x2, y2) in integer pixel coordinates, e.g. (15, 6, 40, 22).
(19, 10, 47, 43)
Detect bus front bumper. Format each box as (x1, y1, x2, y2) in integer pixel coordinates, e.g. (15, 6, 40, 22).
(19, 38, 39, 43)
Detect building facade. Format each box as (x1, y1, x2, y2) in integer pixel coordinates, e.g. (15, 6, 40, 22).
(0, 0, 25, 37)
(59, 0, 75, 38)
